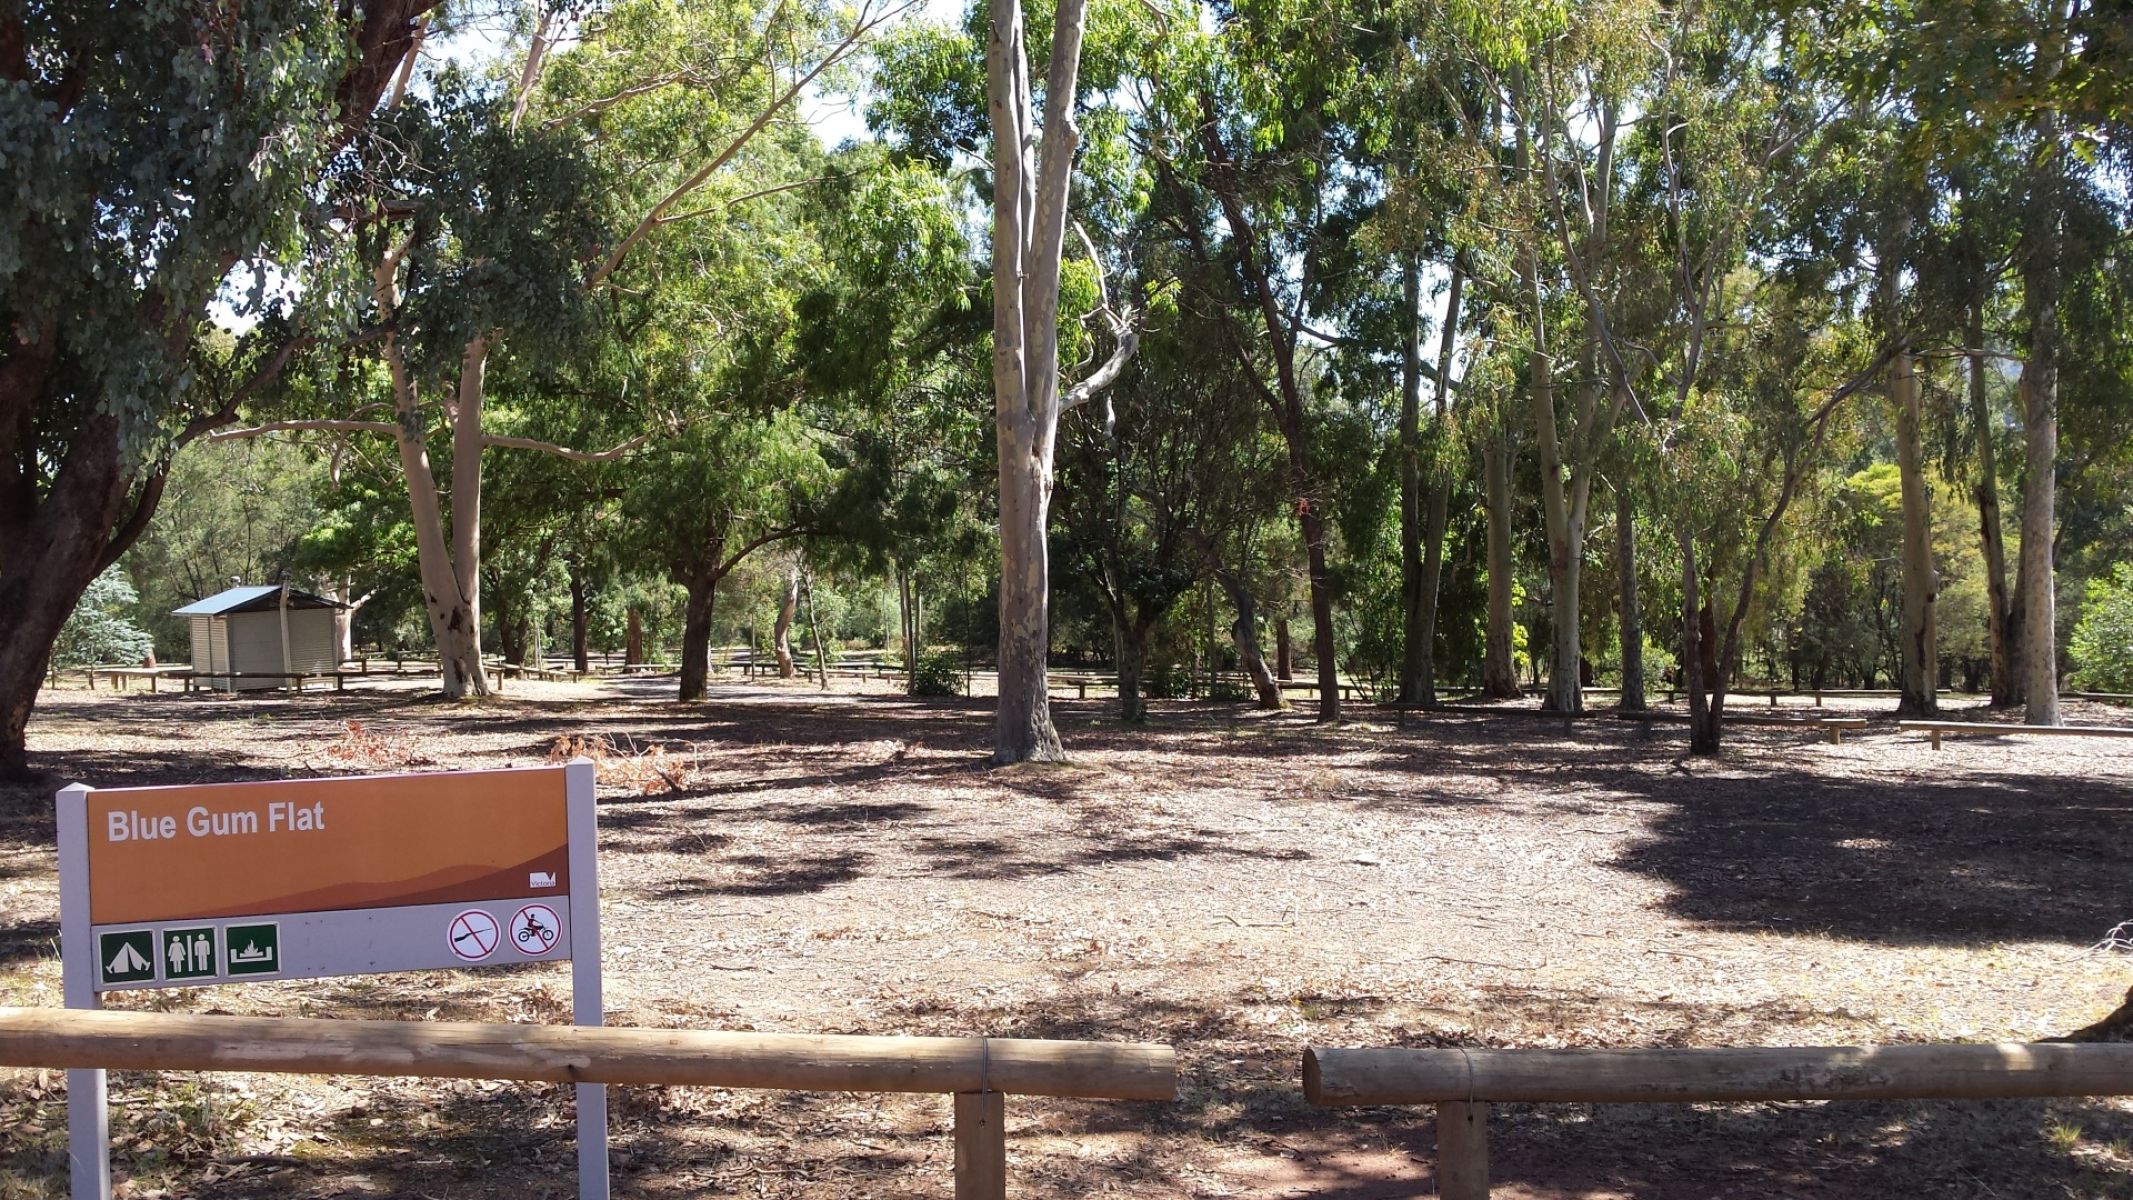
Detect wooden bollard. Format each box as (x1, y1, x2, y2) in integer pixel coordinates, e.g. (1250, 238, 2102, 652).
(1436, 1101, 1489, 1200)
(954, 1091, 1006, 1200)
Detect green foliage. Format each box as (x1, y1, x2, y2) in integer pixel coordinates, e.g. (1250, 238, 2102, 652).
(911, 649, 964, 697)
(1, 0, 363, 450)
(54, 570, 156, 669)
(2071, 565, 2133, 694)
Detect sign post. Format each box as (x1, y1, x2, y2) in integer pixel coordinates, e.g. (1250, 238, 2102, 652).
(55, 761, 607, 1200)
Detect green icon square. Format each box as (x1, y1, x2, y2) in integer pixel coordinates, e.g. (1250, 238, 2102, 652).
(161, 927, 218, 980)
(224, 923, 280, 976)
(97, 929, 156, 986)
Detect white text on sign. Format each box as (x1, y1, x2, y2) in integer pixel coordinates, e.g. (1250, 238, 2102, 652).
(105, 801, 328, 842)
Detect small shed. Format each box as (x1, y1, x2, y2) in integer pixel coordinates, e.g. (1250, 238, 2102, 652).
(174, 585, 343, 692)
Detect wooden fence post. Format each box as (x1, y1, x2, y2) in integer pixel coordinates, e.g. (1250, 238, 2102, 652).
(954, 1091, 1006, 1200)
(1436, 1101, 1489, 1200)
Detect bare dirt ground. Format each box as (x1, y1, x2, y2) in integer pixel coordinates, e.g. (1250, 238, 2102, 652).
(3, 675, 2131, 1199)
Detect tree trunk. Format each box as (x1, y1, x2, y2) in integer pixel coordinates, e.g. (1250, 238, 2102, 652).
(333, 575, 359, 664)
(2018, 10, 2066, 728)
(1117, 616, 1148, 725)
(2017, 342, 2060, 725)
(380, 265, 488, 700)
(1528, 343, 1586, 713)
(1969, 306, 2016, 708)
(994, 438, 1064, 759)
(1398, 257, 1427, 704)
(1215, 570, 1283, 709)
(0, 422, 132, 777)
(1893, 346, 1938, 716)
(1481, 422, 1522, 699)
(804, 570, 829, 690)
(985, 0, 1105, 764)
(774, 566, 800, 678)
(569, 563, 590, 674)
(624, 607, 643, 666)
(898, 566, 916, 694)
(1616, 483, 1645, 712)
(1300, 505, 1341, 721)
(1410, 268, 1464, 706)
(1678, 527, 1720, 754)
(678, 568, 717, 702)
(1275, 615, 1293, 681)
(494, 588, 523, 668)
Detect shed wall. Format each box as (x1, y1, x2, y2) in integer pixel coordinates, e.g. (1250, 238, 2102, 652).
(194, 608, 337, 690)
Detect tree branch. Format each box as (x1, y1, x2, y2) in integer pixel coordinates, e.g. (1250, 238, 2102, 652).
(1059, 223, 1141, 415)
(655, 177, 827, 226)
(480, 432, 651, 462)
(584, 0, 913, 289)
(208, 419, 401, 442)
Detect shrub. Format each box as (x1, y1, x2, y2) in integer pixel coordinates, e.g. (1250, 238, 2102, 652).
(2072, 564, 2133, 693)
(52, 568, 155, 668)
(911, 650, 963, 697)
(1142, 660, 1182, 699)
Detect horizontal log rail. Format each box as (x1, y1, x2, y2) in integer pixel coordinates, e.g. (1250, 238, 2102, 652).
(1385, 704, 1868, 742)
(1305, 1042, 2133, 1200)
(1, 1008, 1174, 1199)
(1901, 719, 2133, 750)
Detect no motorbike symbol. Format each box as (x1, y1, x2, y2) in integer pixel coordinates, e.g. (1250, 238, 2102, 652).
(511, 904, 562, 956)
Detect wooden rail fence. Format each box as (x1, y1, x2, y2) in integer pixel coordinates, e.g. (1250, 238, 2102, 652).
(1304, 1042, 2133, 1200)
(1900, 718, 2133, 749)
(0, 1007, 1175, 1199)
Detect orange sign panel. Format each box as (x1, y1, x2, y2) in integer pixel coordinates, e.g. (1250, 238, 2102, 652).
(86, 769, 569, 925)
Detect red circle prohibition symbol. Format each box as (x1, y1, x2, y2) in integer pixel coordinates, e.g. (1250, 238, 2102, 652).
(448, 909, 501, 961)
(511, 904, 562, 956)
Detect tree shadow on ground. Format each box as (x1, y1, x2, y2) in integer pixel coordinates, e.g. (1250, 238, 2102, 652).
(0, 918, 57, 970)
(648, 851, 871, 899)
(1124, 711, 2133, 948)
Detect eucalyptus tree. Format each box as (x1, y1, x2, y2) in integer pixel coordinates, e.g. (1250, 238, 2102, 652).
(624, 413, 832, 699)
(0, 0, 436, 775)
(982, 0, 1142, 762)
(788, 150, 988, 696)
(215, 0, 906, 700)
(1134, 0, 1391, 723)
(1447, 0, 1883, 748)
(1054, 291, 1284, 721)
(1896, 0, 2130, 724)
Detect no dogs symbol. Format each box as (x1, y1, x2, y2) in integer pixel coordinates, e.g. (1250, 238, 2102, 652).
(448, 909, 501, 961)
(511, 904, 562, 956)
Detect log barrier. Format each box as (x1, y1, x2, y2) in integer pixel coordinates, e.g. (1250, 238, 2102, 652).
(1304, 1042, 2133, 1199)
(0, 1010, 1168, 1193)
(0, 1007, 1174, 1199)
(1900, 719, 2133, 750)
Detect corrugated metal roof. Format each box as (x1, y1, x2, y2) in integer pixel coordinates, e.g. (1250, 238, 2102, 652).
(173, 585, 344, 616)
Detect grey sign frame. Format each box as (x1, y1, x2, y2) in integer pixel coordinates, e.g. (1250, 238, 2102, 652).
(56, 760, 608, 1200)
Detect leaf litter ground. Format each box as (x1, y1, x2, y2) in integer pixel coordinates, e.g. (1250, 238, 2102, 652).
(2, 677, 2130, 1198)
